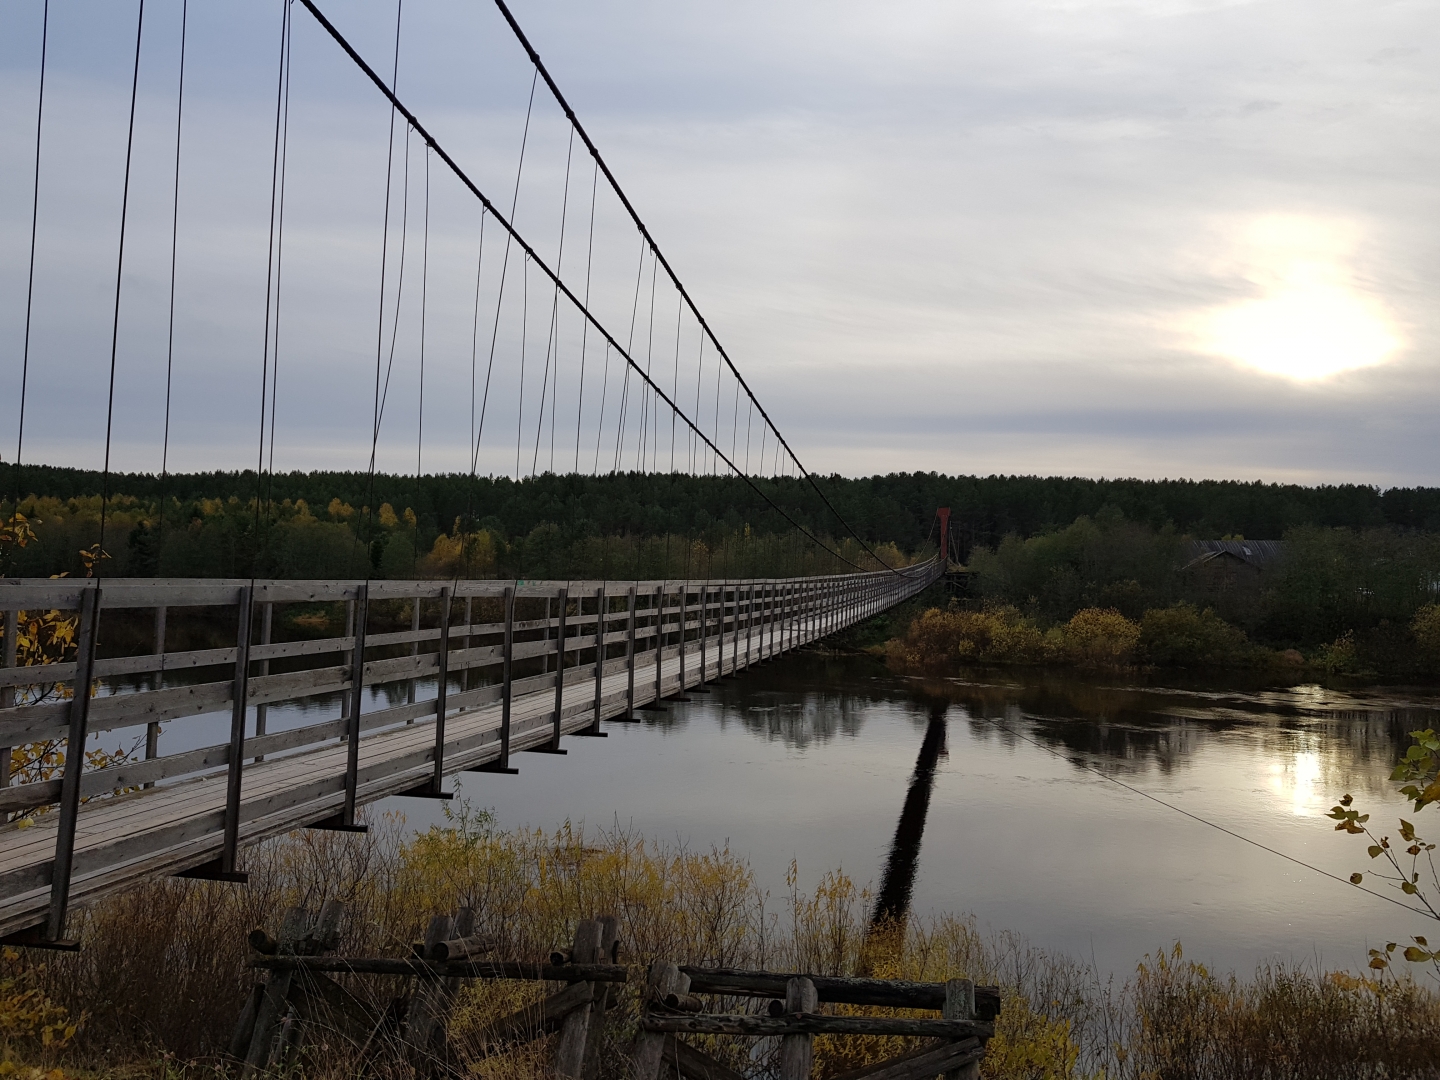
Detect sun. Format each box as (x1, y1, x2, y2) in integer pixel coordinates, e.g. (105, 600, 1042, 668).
(1194, 216, 1402, 382)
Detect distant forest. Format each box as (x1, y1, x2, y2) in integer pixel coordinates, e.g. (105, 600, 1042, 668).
(6, 463, 1440, 555)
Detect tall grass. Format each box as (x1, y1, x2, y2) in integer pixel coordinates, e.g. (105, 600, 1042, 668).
(3, 813, 1439, 1079)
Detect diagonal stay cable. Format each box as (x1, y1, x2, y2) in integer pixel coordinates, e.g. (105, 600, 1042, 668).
(487, 0, 901, 575)
(979, 713, 1430, 919)
(297, 0, 909, 577)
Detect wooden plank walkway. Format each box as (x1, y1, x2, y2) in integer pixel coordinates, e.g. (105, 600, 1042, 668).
(0, 563, 939, 944)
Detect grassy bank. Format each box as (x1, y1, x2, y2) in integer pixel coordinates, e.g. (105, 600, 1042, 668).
(3, 812, 1439, 1079)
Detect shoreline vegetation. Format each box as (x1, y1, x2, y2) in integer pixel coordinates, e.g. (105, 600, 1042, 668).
(4, 813, 1440, 1080)
(886, 599, 1440, 677)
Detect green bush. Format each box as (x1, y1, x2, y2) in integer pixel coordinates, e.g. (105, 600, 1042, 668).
(1139, 603, 1253, 668)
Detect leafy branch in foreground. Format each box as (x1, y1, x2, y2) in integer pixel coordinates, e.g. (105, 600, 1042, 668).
(1330, 728, 1440, 979)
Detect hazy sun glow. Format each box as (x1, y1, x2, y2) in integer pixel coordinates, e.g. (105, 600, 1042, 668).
(1196, 215, 1401, 382)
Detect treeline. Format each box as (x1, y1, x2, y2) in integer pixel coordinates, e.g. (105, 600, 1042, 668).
(6, 463, 1440, 556)
(0, 492, 911, 581)
(958, 508, 1440, 673)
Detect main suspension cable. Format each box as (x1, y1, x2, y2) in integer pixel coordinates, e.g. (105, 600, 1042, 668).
(487, 0, 900, 573)
(298, 0, 910, 575)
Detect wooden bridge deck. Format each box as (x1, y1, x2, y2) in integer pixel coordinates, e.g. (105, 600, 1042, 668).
(0, 563, 939, 944)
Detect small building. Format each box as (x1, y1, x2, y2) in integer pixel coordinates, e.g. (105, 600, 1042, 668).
(1181, 540, 1284, 602)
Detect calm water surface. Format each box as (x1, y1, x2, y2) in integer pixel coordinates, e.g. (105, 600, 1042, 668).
(383, 652, 1440, 978)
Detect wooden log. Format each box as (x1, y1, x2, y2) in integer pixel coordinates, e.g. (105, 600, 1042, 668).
(406, 913, 456, 1076)
(289, 968, 379, 1044)
(479, 979, 593, 1047)
(639, 1016, 993, 1040)
(677, 968, 1001, 1019)
(580, 914, 621, 1080)
(632, 961, 690, 1080)
(553, 918, 602, 1078)
(662, 992, 705, 1013)
(781, 977, 817, 1080)
(242, 905, 310, 1076)
(425, 933, 496, 962)
(829, 1038, 981, 1080)
(666, 1035, 749, 1080)
(229, 983, 264, 1061)
(943, 978, 980, 1080)
(250, 957, 629, 982)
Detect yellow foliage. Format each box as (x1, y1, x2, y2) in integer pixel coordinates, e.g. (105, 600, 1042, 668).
(888, 605, 1047, 668)
(1055, 608, 1140, 667)
(421, 526, 497, 579)
(1413, 602, 1440, 661)
(327, 498, 354, 521)
(981, 995, 1083, 1080)
(0, 950, 79, 1064)
(377, 503, 399, 529)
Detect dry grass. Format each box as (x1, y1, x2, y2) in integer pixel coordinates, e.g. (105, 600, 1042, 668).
(4, 814, 1440, 1079)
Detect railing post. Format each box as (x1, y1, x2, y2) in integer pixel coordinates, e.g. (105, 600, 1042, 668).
(551, 586, 568, 749)
(625, 585, 637, 720)
(430, 587, 453, 791)
(588, 587, 606, 733)
(252, 601, 272, 762)
(2, 607, 17, 790)
(407, 590, 421, 706)
(147, 604, 167, 765)
(730, 582, 739, 676)
(219, 585, 255, 872)
(697, 584, 709, 689)
(45, 585, 100, 942)
(678, 583, 688, 690)
(337, 582, 367, 829)
(500, 585, 514, 766)
(652, 585, 664, 706)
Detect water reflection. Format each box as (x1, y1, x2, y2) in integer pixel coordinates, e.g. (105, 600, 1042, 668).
(871, 698, 948, 928)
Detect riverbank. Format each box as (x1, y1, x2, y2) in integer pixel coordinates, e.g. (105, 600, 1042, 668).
(885, 600, 1440, 677)
(3, 814, 1439, 1080)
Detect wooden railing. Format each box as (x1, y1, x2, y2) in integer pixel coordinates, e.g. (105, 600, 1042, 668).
(0, 559, 940, 946)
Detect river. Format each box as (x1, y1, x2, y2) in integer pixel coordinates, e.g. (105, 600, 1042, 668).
(386, 651, 1440, 979)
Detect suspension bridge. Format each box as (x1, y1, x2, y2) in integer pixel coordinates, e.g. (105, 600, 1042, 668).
(1, 0, 945, 947)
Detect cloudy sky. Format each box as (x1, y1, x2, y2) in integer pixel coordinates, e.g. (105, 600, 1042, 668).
(1, 0, 1437, 486)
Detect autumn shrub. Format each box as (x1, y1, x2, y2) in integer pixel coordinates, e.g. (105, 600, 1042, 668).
(1413, 603, 1440, 672)
(1138, 602, 1254, 668)
(1125, 945, 1440, 1080)
(888, 605, 1047, 668)
(1050, 608, 1141, 667)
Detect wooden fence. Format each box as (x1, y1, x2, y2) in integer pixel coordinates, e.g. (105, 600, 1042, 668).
(0, 559, 940, 946)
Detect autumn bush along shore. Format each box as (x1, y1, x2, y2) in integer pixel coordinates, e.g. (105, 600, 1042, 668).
(4, 812, 1440, 1080)
(888, 600, 1440, 674)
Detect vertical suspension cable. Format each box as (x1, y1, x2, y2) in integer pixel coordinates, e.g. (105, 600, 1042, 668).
(610, 238, 646, 473)
(636, 256, 658, 471)
(690, 331, 704, 475)
(263, 7, 294, 549)
(475, 70, 538, 476)
(96, 0, 148, 582)
(374, 123, 413, 437)
(251, 0, 290, 578)
(669, 295, 681, 473)
(364, 0, 405, 563)
(462, 207, 486, 577)
(574, 158, 598, 473)
(9, 0, 49, 542)
(155, 0, 188, 573)
(413, 147, 430, 577)
(515, 254, 530, 479)
(532, 127, 573, 474)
